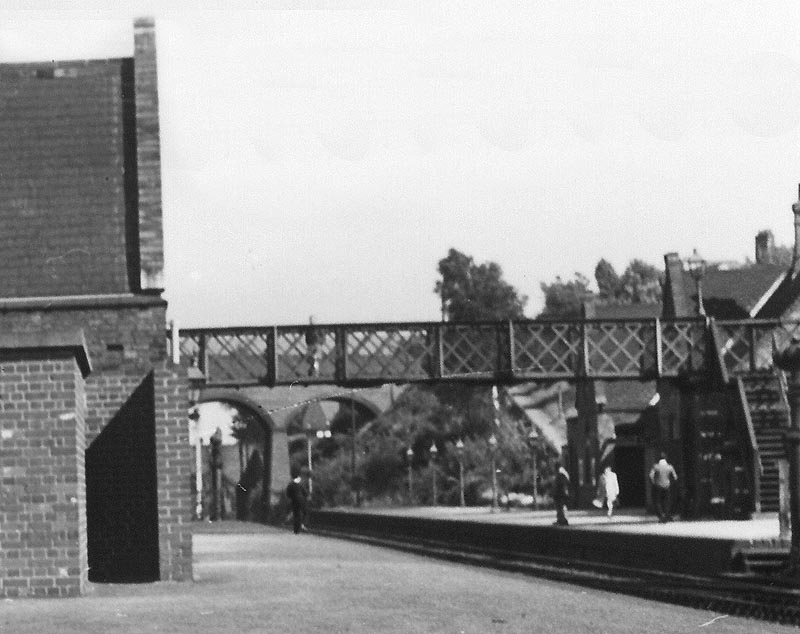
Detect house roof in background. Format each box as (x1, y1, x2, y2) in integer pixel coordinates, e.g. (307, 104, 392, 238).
(590, 302, 662, 320)
(506, 382, 572, 453)
(690, 264, 786, 318)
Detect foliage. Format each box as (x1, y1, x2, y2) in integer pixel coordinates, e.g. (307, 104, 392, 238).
(538, 272, 593, 318)
(594, 258, 620, 303)
(618, 259, 662, 304)
(769, 244, 793, 267)
(298, 248, 618, 510)
(435, 248, 527, 321)
(539, 258, 663, 318)
(309, 451, 355, 508)
(359, 435, 406, 501)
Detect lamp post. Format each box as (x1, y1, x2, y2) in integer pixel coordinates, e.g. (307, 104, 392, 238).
(773, 337, 800, 575)
(455, 438, 465, 507)
(527, 429, 539, 510)
(430, 442, 439, 505)
(187, 364, 205, 521)
(311, 428, 332, 499)
(687, 248, 707, 317)
(406, 447, 414, 505)
(304, 425, 314, 496)
(209, 427, 223, 521)
(350, 391, 360, 507)
(488, 434, 498, 512)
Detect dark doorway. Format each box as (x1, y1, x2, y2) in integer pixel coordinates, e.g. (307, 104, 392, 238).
(86, 372, 159, 582)
(614, 445, 646, 507)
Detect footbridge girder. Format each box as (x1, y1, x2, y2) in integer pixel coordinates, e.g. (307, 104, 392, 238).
(171, 318, 800, 388)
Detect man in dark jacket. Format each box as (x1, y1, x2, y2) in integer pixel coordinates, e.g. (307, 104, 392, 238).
(286, 474, 308, 534)
(553, 462, 571, 526)
(649, 453, 678, 522)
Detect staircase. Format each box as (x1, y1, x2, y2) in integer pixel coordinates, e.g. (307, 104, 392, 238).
(740, 373, 790, 512)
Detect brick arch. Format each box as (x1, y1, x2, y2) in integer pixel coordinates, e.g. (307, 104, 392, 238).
(195, 388, 279, 522)
(323, 393, 382, 419)
(197, 388, 277, 432)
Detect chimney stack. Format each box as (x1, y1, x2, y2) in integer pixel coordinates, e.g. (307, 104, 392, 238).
(755, 230, 775, 264)
(134, 17, 164, 292)
(793, 185, 800, 277)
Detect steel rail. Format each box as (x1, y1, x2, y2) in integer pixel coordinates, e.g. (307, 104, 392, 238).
(310, 523, 800, 626)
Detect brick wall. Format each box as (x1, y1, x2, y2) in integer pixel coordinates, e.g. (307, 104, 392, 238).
(0, 299, 192, 584)
(155, 363, 193, 580)
(0, 346, 89, 597)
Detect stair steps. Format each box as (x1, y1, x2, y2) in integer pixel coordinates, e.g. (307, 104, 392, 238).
(741, 375, 789, 513)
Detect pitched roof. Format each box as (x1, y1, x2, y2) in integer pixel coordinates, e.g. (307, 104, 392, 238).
(505, 382, 572, 454)
(0, 59, 136, 297)
(664, 251, 789, 319)
(693, 264, 786, 318)
(589, 302, 662, 320)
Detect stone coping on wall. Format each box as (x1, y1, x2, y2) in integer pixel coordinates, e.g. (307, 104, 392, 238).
(0, 328, 92, 377)
(0, 293, 166, 312)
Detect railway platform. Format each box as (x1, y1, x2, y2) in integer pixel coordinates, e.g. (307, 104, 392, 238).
(309, 506, 786, 578)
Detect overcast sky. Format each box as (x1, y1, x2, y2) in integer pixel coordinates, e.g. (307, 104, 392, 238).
(4, 2, 800, 327)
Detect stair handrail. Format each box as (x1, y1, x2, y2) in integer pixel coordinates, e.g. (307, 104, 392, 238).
(735, 376, 762, 514)
(708, 318, 730, 386)
(775, 366, 792, 427)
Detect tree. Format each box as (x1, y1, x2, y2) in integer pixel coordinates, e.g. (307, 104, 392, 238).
(435, 248, 527, 321)
(538, 258, 663, 318)
(538, 273, 593, 318)
(769, 245, 793, 267)
(594, 259, 620, 303)
(618, 259, 662, 304)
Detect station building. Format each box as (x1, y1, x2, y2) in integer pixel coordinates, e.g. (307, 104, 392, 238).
(567, 219, 800, 518)
(0, 19, 192, 597)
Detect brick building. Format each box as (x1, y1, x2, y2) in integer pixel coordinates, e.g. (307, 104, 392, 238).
(0, 19, 192, 597)
(655, 203, 800, 518)
(564, 196, 800, 519)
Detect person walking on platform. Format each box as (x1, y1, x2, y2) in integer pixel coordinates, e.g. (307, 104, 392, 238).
(596, 465, 619, 518)
(553, 462, 571, 526)
(649, 453, 678, 523)
(286, 473, 309, 534)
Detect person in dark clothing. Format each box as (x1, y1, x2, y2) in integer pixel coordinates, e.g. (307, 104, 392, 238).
(285, 475, 308, 534)
(649, 452, 678, 523)
(553, 462, 571, 526)
(305, 316, 320, 377)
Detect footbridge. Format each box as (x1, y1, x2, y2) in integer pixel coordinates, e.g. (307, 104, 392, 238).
(171, 317, 800, 388)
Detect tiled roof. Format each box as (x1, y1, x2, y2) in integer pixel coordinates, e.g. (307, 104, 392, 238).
(505, 382, 572, 454)
(590, 302, 662, 319)
(525, 407, 568, 453)
(689, 264, 786, 318)
(0, 59, 135, 297)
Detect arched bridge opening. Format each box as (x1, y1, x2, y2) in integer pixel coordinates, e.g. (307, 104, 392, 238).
(192, 390, 278, 523)
(191, 387, 383, 522)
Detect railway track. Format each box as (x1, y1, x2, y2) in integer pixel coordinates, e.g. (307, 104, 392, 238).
(311, 525, 800, 627)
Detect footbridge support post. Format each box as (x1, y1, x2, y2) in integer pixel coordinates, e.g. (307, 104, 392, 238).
(773, 337, 800, 576)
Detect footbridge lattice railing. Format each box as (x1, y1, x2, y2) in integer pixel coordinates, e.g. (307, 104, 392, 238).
(169, 318, 800, 388)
